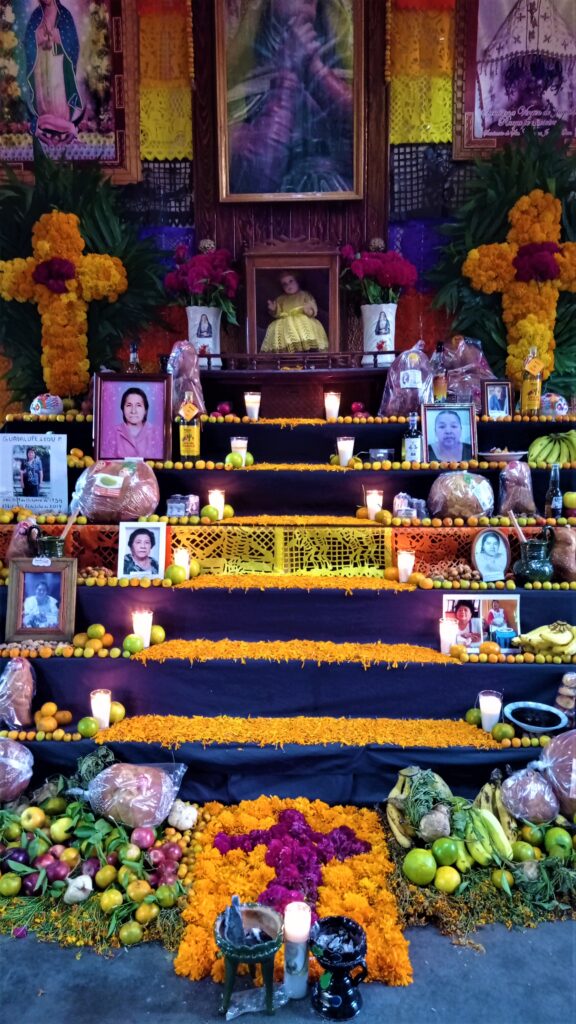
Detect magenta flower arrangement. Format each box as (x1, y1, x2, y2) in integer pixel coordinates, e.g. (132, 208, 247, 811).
(32, 257, 76, 294)
(513, 242, 561, 282)
(340, 245, 418, 305)
(164, 245, 239, 324)
(214, 808, 371, 917)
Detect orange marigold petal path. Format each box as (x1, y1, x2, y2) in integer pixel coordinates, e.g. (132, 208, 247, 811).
(173, 797, 413, 987)
(176, 573, 414, 593)
(95, 714, 499, 750)
(133, 638, 457, 668)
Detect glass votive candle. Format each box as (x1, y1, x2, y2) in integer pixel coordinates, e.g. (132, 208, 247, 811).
(324, 392, 341, 420)
(132, 609, 153, 648)
(337, 436, 355, 467)
(208, 489, 225, 520)
(283, 901, 311, 1000)
(244, 392, 261, 421)
(439, 617, 459, 654)
(230, 436, 248, 466)
(90, 689, 111, 729)
(173, 548, 191, 580)
(478, 690, 503, 733)
(397, 550, 415, 582)
(365, 489, 383, 521)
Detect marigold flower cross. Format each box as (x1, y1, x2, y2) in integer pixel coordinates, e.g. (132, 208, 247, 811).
(462, 189, 576, 389)
(0, 211, 128, 396)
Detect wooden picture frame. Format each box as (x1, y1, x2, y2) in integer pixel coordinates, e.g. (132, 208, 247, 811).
(453, 0, 576, 160)
(245, 244, 340, 355)
(0, 0, 140, 182)
(421, 404, 478, 462)
(481, 380, 513, 419)
(94, 373, 172, 461)
(214, 0, 364, 201)
(6, 558, 77, 642)
(471, 528, 511, 583)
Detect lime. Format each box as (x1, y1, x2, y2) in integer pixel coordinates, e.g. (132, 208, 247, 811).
(520, 825, 544, 846)
(245, 452, 254, 466)
(491, 723, 515, 741)
(431, 837, 459, 866)
(464, 708, 482, 726)
(199, 505, 220, 522)
(402, 848, 437, 885)
(225, 452, 243, 468)
(123, 634, 145, 654)
(433, 866, 461, 893)
(164, 564, 187, 584)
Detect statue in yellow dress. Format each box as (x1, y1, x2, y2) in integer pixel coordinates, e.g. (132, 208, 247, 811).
(261, 272, 329, 353)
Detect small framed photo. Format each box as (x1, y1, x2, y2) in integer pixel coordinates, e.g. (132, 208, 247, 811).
(117, 522, 167, 580)
(6, 559, 77, 642)
(471, 528, 511, 582)
(482, 381, 513, 420)
(480, 596, 521, 654)
(421, 404, 477, 462)
(94, 374, 172, 461)
(442, 595, 482, 653)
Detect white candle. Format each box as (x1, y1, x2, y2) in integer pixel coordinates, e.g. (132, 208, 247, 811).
(283, 902, 311, 1000)
(208, 489, 225, 520)
(439, 617, 459, 654)
(324, 392, 341, 420)
(397, 550, 416, 582)
(244, 392, 261, 421)
(337, 436, 355, 467)
(132, 609, 153, 648)
(173, 549, 190, 580)
(230, 436, 248, 466)
(90, 689, 111, 729)
(479, 690, 503, 733)
(365, 489, 383, 521)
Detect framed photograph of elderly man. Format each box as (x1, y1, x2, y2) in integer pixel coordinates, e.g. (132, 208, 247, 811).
(421, 404, 478, 464)
(94, 373, 172, 462)
(6, 558, 77, 642)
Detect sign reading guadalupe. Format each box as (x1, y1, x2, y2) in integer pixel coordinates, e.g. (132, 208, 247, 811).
(214, 0, 364, 201)
(453, 0, 576, 160)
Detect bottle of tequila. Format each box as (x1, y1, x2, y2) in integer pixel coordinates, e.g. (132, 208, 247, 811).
(178, 391, 201, 457)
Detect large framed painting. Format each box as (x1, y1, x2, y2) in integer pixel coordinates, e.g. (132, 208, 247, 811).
(0, 0, 140, 181)
(214, 0, 364, 202)
(453, 0, 576, 160)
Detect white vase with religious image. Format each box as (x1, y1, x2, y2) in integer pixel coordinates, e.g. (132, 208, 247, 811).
(361, 303, 397, 366)
(186, 306, 222, 367)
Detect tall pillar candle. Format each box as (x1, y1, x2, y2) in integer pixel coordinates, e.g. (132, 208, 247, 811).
(244, 392, 261, 421)
(283, 901, 311, 999)
(90, 689, 112, 729)
(324, 392, 341, 420)
(208, 489, 225, 520)
(132, 609, 153, 648)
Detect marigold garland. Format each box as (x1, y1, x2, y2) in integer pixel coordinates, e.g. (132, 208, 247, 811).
(173, 796, 413, 987)
(134, 638, 458, 668)
(462, 190, 576, 388)
(175, 573, 414, 593)
(96, 714, 498, 750)
(0, 211, 127, 396)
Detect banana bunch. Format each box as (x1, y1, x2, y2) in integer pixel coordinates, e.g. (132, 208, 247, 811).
(514, 620, 576, 657)
(528, 430, 576, 466)
(464, 807, 514, 865)
(385, 767, 420, 849)
(473, 770, 518, 844)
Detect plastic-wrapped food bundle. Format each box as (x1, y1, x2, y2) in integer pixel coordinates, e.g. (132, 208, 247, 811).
(0, 738, 34, 801)
(501, 767, 559, 823)
(70, 460, 159, 523)
(378, 342, 433, 416)
(88, 762, 186, 827)
(550, 528, 576, 583)
(0, 658, 36, 728)
(428, 472, 494, 518)
(167, 339, 206, 418)
(444, 335, 496, 411)
(498, 462, 537, 516)
(539, 730, 576, 816)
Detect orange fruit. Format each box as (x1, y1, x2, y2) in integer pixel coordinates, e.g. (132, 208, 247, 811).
(434, 866, 461, 893)
(40, 701, 58, 717)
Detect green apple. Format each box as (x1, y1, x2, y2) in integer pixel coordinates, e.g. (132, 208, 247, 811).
(150, 624, 166, 645)
(225, 452, 243, 468)
(77, 716, 100, 738)
(563, 492, 576, 510)
(164, 564, 187, 584)
(20, 806, 47, 831)
(122, 633, 145, 654)
(49, 815, 74, 843)
(199, 505, 220, 522)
